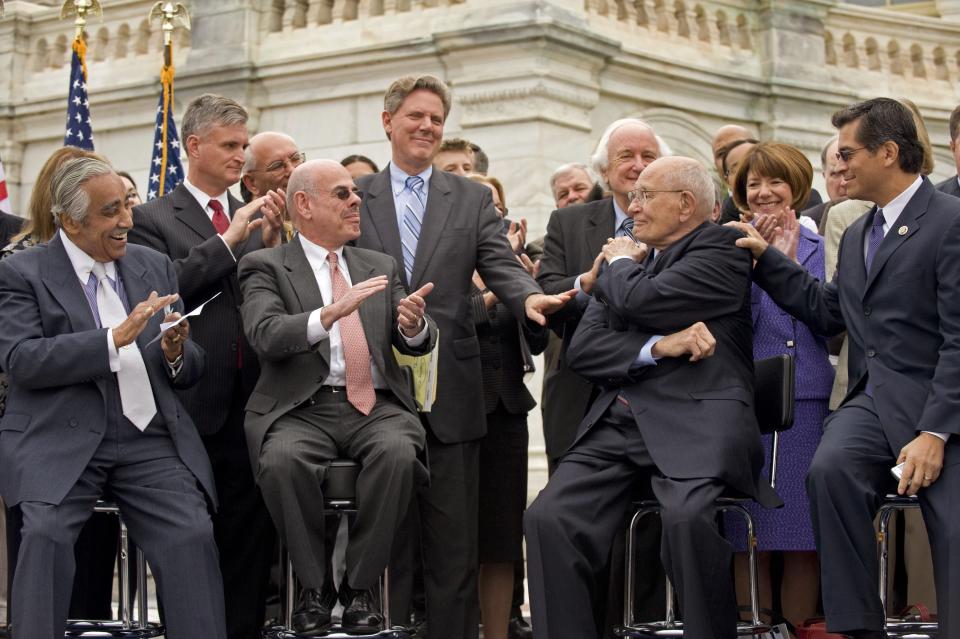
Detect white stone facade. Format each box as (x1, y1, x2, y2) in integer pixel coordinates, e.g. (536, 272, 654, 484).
(2, 0, 959, 498)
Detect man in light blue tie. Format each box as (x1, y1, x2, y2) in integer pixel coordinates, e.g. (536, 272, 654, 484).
(355, 74, 575, 639)
(0, 157, 225, 639)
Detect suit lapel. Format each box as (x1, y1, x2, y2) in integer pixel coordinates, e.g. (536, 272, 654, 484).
(584, 200, 615, 267)
(41, 234, 98, 334)
(116, 250, 163, 352)
(343, 246, 386, 372)
(170, 183, 218, 242)
(410, 170, 455, 288)
(362, 169, 407, 288)
(282, 239, 330, 364)
(864, 180, 930, 293)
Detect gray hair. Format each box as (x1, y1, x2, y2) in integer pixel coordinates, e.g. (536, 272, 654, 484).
(549, 162, 592, 193)
(51, 157, 115, 227)
(590, 119, 672, 190)
(181, 93, 248, 141)
(820, 134, 839, 172)
(383, 75, 452, 118)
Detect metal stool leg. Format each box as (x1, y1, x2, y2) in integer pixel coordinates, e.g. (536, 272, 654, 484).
(284, 547, 295, 631)
(118, 516, 131, 629)
(877, 502, 896, 617)
(136, 546, 148, 627)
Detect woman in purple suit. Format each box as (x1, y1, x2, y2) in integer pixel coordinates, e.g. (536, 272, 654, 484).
(724, 142, 835, 633)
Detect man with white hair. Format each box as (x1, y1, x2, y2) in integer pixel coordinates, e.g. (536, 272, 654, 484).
(526, 156, 779, 639)
(537, 118, 665, 469)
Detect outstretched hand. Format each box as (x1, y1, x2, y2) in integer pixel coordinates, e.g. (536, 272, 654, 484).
(320, 275, 388, 330)
(113, 291, 180, 349)
(524, 290, 577, 326)
(398, 282, 434, 337)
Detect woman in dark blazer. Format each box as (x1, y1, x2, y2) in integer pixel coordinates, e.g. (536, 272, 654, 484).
(469, 174, 548, 639)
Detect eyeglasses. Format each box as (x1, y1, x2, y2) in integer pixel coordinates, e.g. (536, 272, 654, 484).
(836, 147, 866, 163)
(249, 152, 307, 174)
(332, 186, 362, 201)
(627, 189, 685, 205)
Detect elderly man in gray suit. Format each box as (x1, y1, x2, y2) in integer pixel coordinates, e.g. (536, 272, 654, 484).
(354, 74, 574, 639)
(0, 157, 224, 639)
(239, 159, 437, 635)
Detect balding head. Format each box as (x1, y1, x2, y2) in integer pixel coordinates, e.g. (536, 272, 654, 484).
(629, 156, 714, 250)
(711, 124, 755, 173)
(287, 159, 362, 249)
(242, 132, 303, 197)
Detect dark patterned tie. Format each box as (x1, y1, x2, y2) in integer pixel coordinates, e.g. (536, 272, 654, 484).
(616, 217, 635, 239)
(865, 208, 885, 273)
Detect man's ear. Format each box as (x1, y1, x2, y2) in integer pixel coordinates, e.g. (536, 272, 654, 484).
(381, 110, 393, 141)
(678, 191, 693, 221)
(241, 174, 258, 197)
(880, 140, 900, 168)
(185, 134, 201, 160)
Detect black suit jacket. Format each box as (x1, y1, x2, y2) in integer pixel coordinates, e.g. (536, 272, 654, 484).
(566, 223, 779, 507)
(536, 198, 614, 459)
(354, 167, 541, 443)
(130, 183, 264, 435)
(0, 212, 24, 248)
(936, 175, 960, 198)
(753, 177, 960, 451)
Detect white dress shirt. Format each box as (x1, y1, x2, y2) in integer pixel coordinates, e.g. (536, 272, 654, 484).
(182, 177, 236, 260)
(299, 234, 427, 388)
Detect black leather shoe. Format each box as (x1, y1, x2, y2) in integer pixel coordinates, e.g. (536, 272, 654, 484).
(291, 586, 337, 636)
(508, 614, 533, 639)
(340, 585, 384, 634)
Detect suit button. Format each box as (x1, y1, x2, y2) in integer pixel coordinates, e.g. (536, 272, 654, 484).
(867, 349, 876, 358)
(69, 419, 78, 428)
(785, 340, 795, 347)
(864, 306, 872, 316)
(231, 343, 238, 352)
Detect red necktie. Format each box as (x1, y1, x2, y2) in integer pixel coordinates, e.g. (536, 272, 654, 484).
(328, 253, 376, 415)
(209, 199, 230, 235)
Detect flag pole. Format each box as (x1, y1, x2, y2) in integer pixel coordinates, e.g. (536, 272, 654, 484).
(147, 2, 189, 200)
(60, 0, 100, 150)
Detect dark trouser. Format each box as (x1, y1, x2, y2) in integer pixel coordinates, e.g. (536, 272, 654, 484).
(525, 399, 736, 639)
(256, 390, 423, 590)
(806, 392, 960, 636)
(11, 415, 224, 639)
(202, 378, 276, 639)
(392, 428, 481, 639)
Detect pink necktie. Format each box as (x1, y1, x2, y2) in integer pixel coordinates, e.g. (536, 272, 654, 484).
(328, 253, 376, 415)
(209, 199, 230, 235)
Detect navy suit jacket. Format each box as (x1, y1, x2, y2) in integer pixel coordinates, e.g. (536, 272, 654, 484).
(0, 235, 215, 507)
(753, 177, 960, 451)
(936, 175, 960, 199)
(567, 222, 780, 507)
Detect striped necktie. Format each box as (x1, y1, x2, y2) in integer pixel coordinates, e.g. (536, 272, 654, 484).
(616, 217, 635, 239)
(400, 176, 425, 283)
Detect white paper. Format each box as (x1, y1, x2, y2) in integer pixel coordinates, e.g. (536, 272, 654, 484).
(147, 291, 221, 345)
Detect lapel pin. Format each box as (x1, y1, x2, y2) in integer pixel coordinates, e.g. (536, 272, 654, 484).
(898, 225, 908, 236)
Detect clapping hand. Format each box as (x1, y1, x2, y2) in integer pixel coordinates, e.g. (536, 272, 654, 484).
(398, 283, 434, 337)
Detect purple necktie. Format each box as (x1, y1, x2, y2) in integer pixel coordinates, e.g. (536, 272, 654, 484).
(865, 208, 885, 273)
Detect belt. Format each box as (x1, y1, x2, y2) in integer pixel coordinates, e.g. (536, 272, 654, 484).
(310, 386, 393, 403)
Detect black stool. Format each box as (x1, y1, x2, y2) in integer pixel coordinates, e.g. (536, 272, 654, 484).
(65, 501, 163, 638)
(617, 355, 796, 637)
(877, 494, 938, 638)
(264, 460, 409, 639)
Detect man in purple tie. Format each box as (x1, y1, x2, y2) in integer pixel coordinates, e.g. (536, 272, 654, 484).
(0, 156, 224, 639)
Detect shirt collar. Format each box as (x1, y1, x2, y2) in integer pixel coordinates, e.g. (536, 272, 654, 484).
(612, 198, 630, 230)
(182, 177, 230, 214)
(390, 163, 433, 196)
(59, 228, 116, 284)
(878, 175, 923, 229)
(298, 233, 344, 270)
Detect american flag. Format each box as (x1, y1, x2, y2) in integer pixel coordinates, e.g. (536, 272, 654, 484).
(63, 37, 94, 150)
(146, 59, 184, 200)
(0, 154, 10, 215)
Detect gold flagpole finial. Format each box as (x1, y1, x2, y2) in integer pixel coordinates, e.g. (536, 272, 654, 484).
(60, 0, 102, 40)
(149, 2, 191, 48)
